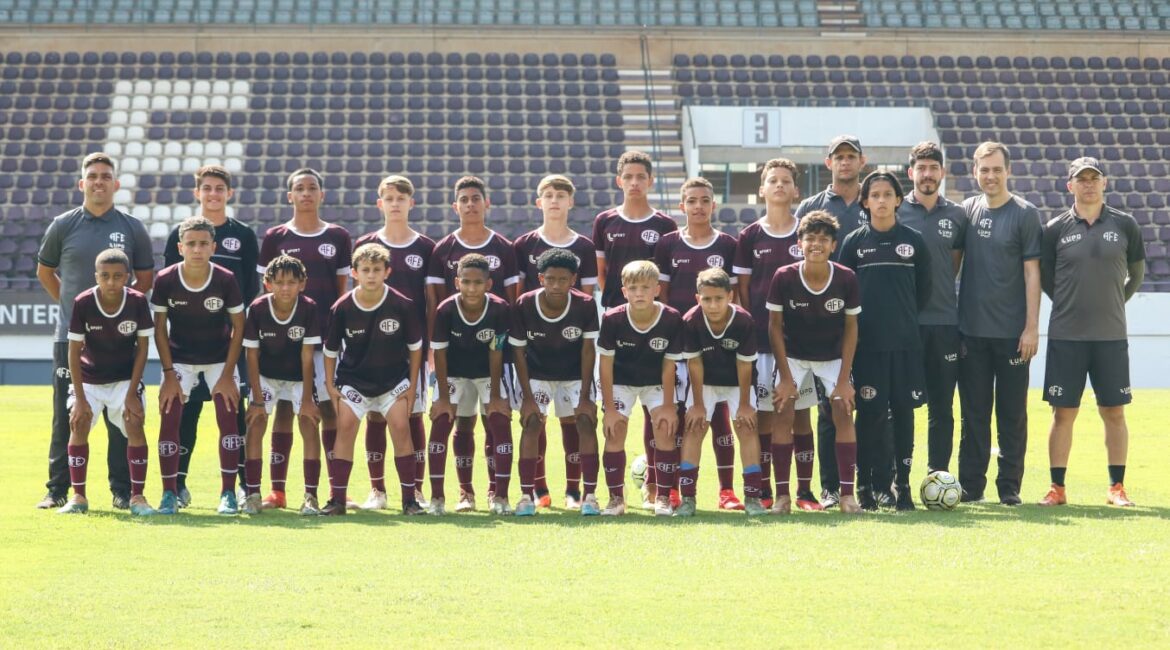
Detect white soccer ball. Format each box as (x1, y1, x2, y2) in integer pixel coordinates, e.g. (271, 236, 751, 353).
(920, 470, 962, 510)
(631, 454, 649, 489)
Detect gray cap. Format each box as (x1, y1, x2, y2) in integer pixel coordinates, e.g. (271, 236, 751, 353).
(828, 135, 863, 155)
(1067, 156, 1104, 180)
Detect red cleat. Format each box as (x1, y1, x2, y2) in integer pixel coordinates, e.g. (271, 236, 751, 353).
(795, 490, 825, 511)
(261, 491, 286, 510)
(717, 488, 745, 510)
(669, 488, 681, 509)
(537, 493, 552, 508)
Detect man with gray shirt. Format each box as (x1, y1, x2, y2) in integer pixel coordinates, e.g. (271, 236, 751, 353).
(35, 153, 154, 509)
(1037, 157, 1144, 508)
(897, 142, 967, 473)
(956, 142, 1042, 506)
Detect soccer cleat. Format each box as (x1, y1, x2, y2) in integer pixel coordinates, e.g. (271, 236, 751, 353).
(489, 496, 513, 516)
(565, 490, 582, 510)
(217, 490, 239, 515)
(654, 494, 673, 517)
(839, 494, 863, 514)
(760, 486, 774, 510)
(580, 494, 601, 516)
(669, 488, 681, 509)
(640, 483, 654, 510)
(427, 497, 447, 516)
(537, 493, 552, 508)
(261, 490, 286, 510)
(318, 499, 347, 516)
(242, 493, 262, 515)
(111, 494, 130, 510)
(361, 489, 388, 510)
(673, 496, 697, 517)
(1107, 483, 1134, 507)
(857, 489, 878, 512)
(346, 498, 362, 511)
(176, 487, 192, 509)
(157, 490, 179, 515)
(999, 493, 1022, 507)
(960, 490, 985, 503)
(717, 489, 745, 511)
(57, 496, 88, 514)
(600, 496, 626, 516)
(743, 497, 768, 516)
(820, 489, 840, 509)
(1038, 484, 1067, 506)
(299, 493, 321, 516)
(414, 489, 429, 510)
(514, 495, 537, 516)
(236, 486, 247, 505)
(769, 495, 792, 515)
(129, 495, 155, 516)
(36, 492, 67, 509)
(455, 490, 476, 513)
(875, 489, 896, 509)
(402, 500, 427, 516)
(795, 490, 825, 511)
(894, 484, 916, 511)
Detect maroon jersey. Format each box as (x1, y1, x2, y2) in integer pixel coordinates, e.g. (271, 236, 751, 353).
(654, 230, 738, 314)
(242, 294, 322, 382)
(324, 286, 422, 396)
(512, 229, 599, 293)
(509, 288, 600, 382)
(431, 293, 510, 380)
(597, 303, 683, 387)
(151, 263, 245, 365)
(426, 230, 519, 302)
(353, 230, 434, 324)
(682, 304, 758, 388)
(258, 222, 353, 333)
(591, 208, 678, 308)
(733, 219, 804, 350)
(765, 262, 861, 362)
(68, 287, 154, 384)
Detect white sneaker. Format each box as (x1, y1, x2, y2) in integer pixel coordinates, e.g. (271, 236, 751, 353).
(455, 490, 476, 512)
(653, 494, 673, 516)
(361, 489, 388, 510)
(426, 497, 446, 515)
(242, 493, 262, 515)
(600, 496, 626, 516)
(299, 493, 320, 516)
(489, 496, 512, 515)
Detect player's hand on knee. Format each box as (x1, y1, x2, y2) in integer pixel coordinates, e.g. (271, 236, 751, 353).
(772, 378, 798, 410)
(651, 404, 678, 438)
(69, 400, 93, 431)
(574, 399, 597, 431)
(830, 383, 855, 413)
(520, 396, 541, 427)
(245, 402, 267, 430)
(300, 400, 321, 427)
(159, 376, 182, 414)
(213, 376, 240, 411)
(487, 396, 509, 417)
(429, 398, 455, 423)
(735, 403, 757, 432)
(123, 395, 145, 426)
(602, 410, 626, 439)
(684, 404, 707, 435)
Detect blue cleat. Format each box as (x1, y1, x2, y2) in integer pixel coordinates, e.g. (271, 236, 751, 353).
(514, 495, 536, 516)
(157, 490, 178, 515)
(580, 493, 601, 516)
(57, 496, 89, 514)
(217, 490, 239, 515)
(129, 495, 155, 516)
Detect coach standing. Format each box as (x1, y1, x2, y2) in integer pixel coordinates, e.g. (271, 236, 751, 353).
(956, 142, 1042, 506)
(1037, 157, 1144, 507)
(35, 153, 154, 509)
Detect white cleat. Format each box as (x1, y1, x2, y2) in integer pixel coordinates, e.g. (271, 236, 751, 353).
(361, 489, 388, 510)
(455, 490, 476, 513)
(489, 496, 513, 515)
(654, 494, 674, 516)
(426, 497, 447, 515)
(600, 496, 627, 516)
(414, 489, 429, 509)
(299, 493, 321, 516)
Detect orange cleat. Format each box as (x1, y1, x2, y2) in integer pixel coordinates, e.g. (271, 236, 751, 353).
(795, 490, 825, 511)
(669, 488, 681, 509)
(1107, 483, 1134, 507)
(537, 493, 552, 508)
(1037, 484, 1067, 506)
(717, 489, 745, 511)
(261, 490, 286, 510)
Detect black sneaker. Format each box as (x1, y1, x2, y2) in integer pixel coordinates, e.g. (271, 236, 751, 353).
(875, 489, 896, 509)
(111, 494, 131, 510)
(960, 489, 985, 503)
(894, 484, 915, 511)
(819, 489, 840, 509)
(857, 487, 878, 511)
(402, 500, 427, 515)
(999, 493, 1022, 507)
(318, 499, 347, 516)
(36, 492, 67, 509)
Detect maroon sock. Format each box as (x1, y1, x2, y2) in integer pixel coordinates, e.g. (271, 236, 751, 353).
(561, 420, 581, 493)
(483, 416, 496, 494)
(602, 450, 626, 499)
(365, 418, 387, 492)
(534, 423, 548, 493)
(743, 469, 762, 499)
(836, 442, 857, 497)
(711, 403, 736, 490)
(580, 452, 600, 496)
(270, 430, 293, 493)
(642, 413, 656, 494)
(771, 442, 794, 497)
(428, 414, 454, 500)
(794, 432, 815, 494)
(159, 401, 183, 493)
(303, 458, 321, 498)
(329, 458, 353, 504)
(214, 395, 243, 493)
(409, 415, 426, 492)
(322, 427, 337, 461)
(518, 457, 538, 498)
(393, 454, 416, 506)
(654, 447, 679, 495)
(487, 412, 513, 500)
(127, 444, 148, 496)
(758, 432, 773, 492)
(245, 459, 263, 495)
(67, 443, 88, 498)
(679, 465, 699, 498)
(453, 425, 475, 493)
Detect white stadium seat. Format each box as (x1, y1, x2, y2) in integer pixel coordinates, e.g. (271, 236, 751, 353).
(181, 157, 201, 173)
(129, 110, 148, 125)
(161, 157, 181, 173)
(139, 157, 160, 173)
(109, 110, 129, 126)
(130, 95, 149, 110)
(124, 141, 144, 157)
(224, 158, 242, 174)
(229, 96, 248, 111)
(118, 173, 136, 187)
(111, 95, 130, 110)
(163, 142, 183, 156)
(190, 96, 209, 110)
(173, 205, 193, 221)
(209, 96, 229, 111)
(211, 80, 230, 95)
(149, 222, 171, 239)
(133, 80, 152, 95)
(154, 80, 172, 95)
(170, 95, 190, 110)
(224, 142, 243, 157)
(231, 80, 249, 95)
(173, 80, 191, 95)
(115, 189, 134, 205)
(114, 80, 133, 95)
(143, 141, 162, 157)
(104, 142, 123, 156)
(131, 205, 150, 221)
(192, 80, 211, 95)
(106, 126, 126, 142)
(204, 142, 223, 157)
(125, 126, 145, 141)
(150, 95, 169, 110)
(185, 142, 204, 157)
(151, 206, 172, 223)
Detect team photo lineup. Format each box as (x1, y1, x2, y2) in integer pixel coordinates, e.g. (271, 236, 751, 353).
(36, 136, 1145, 520)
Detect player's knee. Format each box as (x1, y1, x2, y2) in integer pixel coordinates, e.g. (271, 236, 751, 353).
(1097, 405, 1126, 426)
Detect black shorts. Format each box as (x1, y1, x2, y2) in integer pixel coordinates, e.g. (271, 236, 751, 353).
(852, 348, 926, 413)
(1043, 339, 1132, 408)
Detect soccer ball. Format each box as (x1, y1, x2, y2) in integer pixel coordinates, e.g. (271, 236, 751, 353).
(631, 454, 649, 489)
(920, 471, 962, 510)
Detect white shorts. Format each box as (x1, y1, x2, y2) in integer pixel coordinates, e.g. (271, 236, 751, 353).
(686, 384, 757, 422)
(755, 353, 778, 412)
(788, 357, 841, 410)
(445, 376, 508, 418)
(312, 351, 328, 404)
(674, 361, 689, 404)
(67, 380, 145, 435)
(608, 384, 666, 418)
(411, 364, 427, 415)
(173, 362, 239, 402)
(256, 376, 308, 415)
(338, 379, 411, 420)
(520, 379, 592, 419)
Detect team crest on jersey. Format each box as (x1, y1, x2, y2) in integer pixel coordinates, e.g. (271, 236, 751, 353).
(108, 232, 127, 250)
(484, 255, 502, 270)
(117, 320, 138, 335)
(379, 319, 400, 334)
(562, 326, 583, 341)
(405, 254, 424, 269)
(895, 244, 915, 259)
(720, 338, 740, 351)
(859, 386, 877, 400)
(706, 255, 724, 268)
(648, 337, 668, 351)
(222, 237, 241, 252)
(476, 328, 496, 343)
(204, 297, 224, 312)
(824, 298, 845, 313)
(938, 219, 954, 230)
(1103, 231, 1120, 242)
(318, 243, 337, 258)
(789, 244, 804, 258)
(641, 230, 660, 244)
(287, 326, 305, 341)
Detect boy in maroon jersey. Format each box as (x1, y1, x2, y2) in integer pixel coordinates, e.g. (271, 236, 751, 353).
(656, 177, 742, 511)
(241, 254, 323, 515)
(676, 268, 764, 516)
(733, 158, 814, 510)
(597, 260, 682, 516)
(152, 217, 246, 515)
(354, 175, 435, 510)
(510, 248, 600, 515)
(767, 211, 862, 514)
(256, 168, 352, 510)
(322, 243, 425, 516)
(427, 254, 513, 515)
(58, 249, 156, 516)
(512, 174, 598, 507)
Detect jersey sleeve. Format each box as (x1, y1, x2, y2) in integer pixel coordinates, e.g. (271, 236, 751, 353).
(952, 208, 968, 251)
(1020, 205, 1044, 260)
(404, 305, 423, 352)
(765, 268, 785, 312)
(663, 313, 684, 361)
(240, 226, 261, 302)
(843, 270, 862, 315)
(1039, 216, 1061, 298)
(67, 296, 86, 341)
(736, 315, 758, 361)
(596, 312, 616, 356)
(508, 298, 528, 347)
(425, 240, 447, 285)
(838, 231, 860, 271)
(302, 300, 322, 345)
(654, 237, 672, 282)
(591, 215, 607, 258)
(242, 309, 261, 348)
(36, 218, 62, 268)
(323, 303, 344, 357)
(149, 274, 169, 312)
(257, 231, 276, 274)
(134, 297, 155, 337)
(681, 316, 701, 359)
(583, 297, 600, 339)
(429, 302, 451, 350)
(732, 228, 753, 276)
(224, 272, 245, 313)
(577, 238, 599, 286)
(500, 239, 520, 287)
(911, 229, 933, 310)
(1124, 216, 1146, 263)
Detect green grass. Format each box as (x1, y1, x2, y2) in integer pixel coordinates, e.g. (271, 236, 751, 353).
(2, 386, 1169, 648)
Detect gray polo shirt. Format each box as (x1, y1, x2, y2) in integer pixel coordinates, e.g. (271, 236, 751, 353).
(795, 185, 865, 261)
(897, 193, 968, 326)
(37, 206, 154, 342)
(958, 194, 1043, 339)
(1040, 205, 1144, 341)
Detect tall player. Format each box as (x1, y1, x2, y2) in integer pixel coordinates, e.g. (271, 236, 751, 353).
(256, 168, 352, 510)
(1038, 157, 1145, 507)
(354, 175, 435, 510)
(655, 177, 742, 511)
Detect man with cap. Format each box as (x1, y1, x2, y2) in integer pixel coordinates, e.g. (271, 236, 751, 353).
(1037, 157, 1145, 507)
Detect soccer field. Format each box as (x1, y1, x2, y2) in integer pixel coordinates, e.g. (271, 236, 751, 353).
(2, 386, 1168, 648)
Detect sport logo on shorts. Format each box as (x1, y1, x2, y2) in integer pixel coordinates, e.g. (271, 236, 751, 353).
(706, 254, 724, 268)
(318, 243, 337, 258)
(287, 326, 305, 341)
(895, 244, 915, 259)
(204, 296, 224, 312)
(222, 237, 241, 252)
(484, 255, 502, 270)
(612, 398, 627, 412)
(117, 320, 138, 335)
(859, 385, 877, 400)
(824, 298, 845, 313)
(379, 319, 400, 334)
(648, 337, 668, 352)
(640, 230, 660, 244)
(405, 254, 424, 269)
(1047, 385, 1064, 397)
(262, 388, 274, 402)
(720, 338, 740, 350)
(561, 326, 582, 341)
(533, 390, 552, 406)
(476, 328, 496, 343)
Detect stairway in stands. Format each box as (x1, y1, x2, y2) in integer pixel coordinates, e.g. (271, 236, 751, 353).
(616, 67, 685, 214)
(818, 0, 865, 29)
